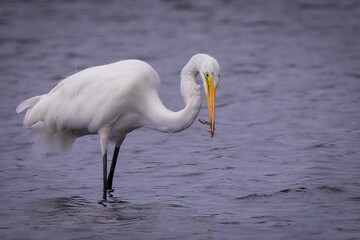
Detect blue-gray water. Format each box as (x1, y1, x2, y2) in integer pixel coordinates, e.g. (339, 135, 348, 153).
(1, 0, 360, 239)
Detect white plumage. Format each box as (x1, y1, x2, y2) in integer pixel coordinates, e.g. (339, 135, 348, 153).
(16, 53, 220, 199)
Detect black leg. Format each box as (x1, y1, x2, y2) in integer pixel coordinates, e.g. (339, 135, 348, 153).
(107, 145, 120, 191)
(102, 153, 107, 200)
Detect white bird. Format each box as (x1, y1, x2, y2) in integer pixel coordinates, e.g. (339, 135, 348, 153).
(16, 53, 221, 200)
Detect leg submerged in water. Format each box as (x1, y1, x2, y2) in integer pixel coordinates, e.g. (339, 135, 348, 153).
(107, 145, 120, 192)
(107, 136, 125, 194)
(102, 153, 107, 200)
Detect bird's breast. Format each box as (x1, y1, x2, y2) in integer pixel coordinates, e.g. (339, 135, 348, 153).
(109, 112, 141, 139)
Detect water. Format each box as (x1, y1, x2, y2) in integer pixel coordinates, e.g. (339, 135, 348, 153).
(1, 0, 360, 239)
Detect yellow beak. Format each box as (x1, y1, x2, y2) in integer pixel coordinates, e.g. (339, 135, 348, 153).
(205, 77, 216, 138)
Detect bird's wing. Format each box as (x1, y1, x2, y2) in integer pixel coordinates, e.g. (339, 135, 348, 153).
(41, 60, 160, 133)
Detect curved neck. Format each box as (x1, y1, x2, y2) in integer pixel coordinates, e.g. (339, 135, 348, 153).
(142, 57, 202, 133)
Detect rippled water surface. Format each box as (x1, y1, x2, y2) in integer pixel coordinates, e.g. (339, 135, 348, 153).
(1, 0, 360, 239)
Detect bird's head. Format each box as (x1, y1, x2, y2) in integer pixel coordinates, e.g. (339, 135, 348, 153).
(198, 54, 221, 138)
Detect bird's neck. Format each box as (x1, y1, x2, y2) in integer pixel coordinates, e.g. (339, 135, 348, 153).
(180, 57, 202, 106)
(142, 57, 202, 133)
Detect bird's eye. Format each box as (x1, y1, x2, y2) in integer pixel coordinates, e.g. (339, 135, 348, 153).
(205, 72, 209, 78)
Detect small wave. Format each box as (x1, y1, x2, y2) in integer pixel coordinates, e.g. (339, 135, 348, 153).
(235, 187, 309, 201)
(167, 203, 185, 208)
(312, 142, 337, 148)
(277, 187, 308, 193)
(345, 72, 360, 79)
(350, 196, 360, 202)
(235, 193, 269, 200)
(179, 172, 204, 177)
(301, 140, 337, 150)
(235, 185, 347, 202)
(316, 185, 343, 193)
(218, 221, 240, 225)
(44, 196, 93, 209)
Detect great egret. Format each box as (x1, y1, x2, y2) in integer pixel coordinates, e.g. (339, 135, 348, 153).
(16, 53, 221, 199)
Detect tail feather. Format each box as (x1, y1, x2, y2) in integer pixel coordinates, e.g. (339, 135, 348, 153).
(17, 95, 75, 158)
(16, 95, 43, 113)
